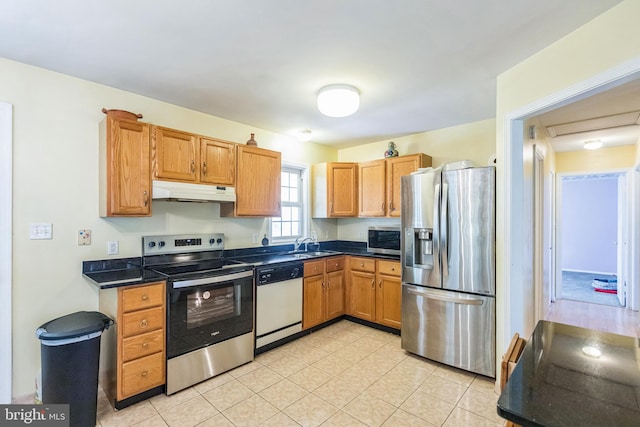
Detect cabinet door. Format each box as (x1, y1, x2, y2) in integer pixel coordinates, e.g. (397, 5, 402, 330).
(303, 275, 325, 329)
(325, 270, 345, 320)
(234, 145, 281, 216)
(349, 271, 376, 321)
(359, 160, 386, 217)
(376, 273, 402, 329)
(153, 127, 198, 182)
(328, 163, 358, 217)
(200, 137, 235, 185)
(102, 118, 151, 216)
(386, 154, 431, 217)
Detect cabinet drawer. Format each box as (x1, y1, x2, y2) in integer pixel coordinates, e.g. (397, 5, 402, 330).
(304, 260, 325, 277)
(121, 306, 164, 338)
(121, 283, 164, 313)
(122, 329, 164, 362)
(378, 260, 400, 276)
(121, 352, 164, 398)
(349, 257, 376, 273)
(325, 256, 344, 273)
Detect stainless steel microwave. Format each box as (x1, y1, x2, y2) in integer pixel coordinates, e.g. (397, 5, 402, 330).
(367, 226, 401, 255)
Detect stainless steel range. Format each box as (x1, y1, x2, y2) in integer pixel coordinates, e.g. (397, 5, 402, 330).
(142, 233, 254, 395)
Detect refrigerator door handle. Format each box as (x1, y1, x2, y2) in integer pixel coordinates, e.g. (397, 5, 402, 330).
(407, 288, 484, 306)
(432, 183, 441, 278)
(441, 182, 449, 278)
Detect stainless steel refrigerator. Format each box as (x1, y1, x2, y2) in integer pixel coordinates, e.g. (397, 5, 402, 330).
(401, 161, 495, 377)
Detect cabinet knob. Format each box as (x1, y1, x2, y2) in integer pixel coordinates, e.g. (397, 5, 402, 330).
(360, 262, 364, 267)
(203, 162, 207, 176)
(191, 160, 195, 173)
(143, 190, 149, 207)
(141, 294, 149, 301)
(141, 371, 148, 377)
(371, 279, 375, 288)
(379, 280, 382, 288)
(142, 341, 149, 349)
(139, 319, 148, 329)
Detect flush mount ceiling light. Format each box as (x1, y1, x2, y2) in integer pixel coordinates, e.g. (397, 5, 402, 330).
(317, 84, 360, 117)
(584, 139, 603, 150)
(297, 129, 312, 142)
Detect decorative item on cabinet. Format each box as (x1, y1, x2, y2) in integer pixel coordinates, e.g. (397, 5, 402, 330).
(246, 133, 258, 146)
(101, 108, 143, 121)
(384, 141, 399, 158)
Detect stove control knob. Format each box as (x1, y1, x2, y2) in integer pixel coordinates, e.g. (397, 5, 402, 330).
(158, 241, 166, 248)
(209, 239, 215, 245)
(216, 238, 223, 244)
(148, 241, 156, 248)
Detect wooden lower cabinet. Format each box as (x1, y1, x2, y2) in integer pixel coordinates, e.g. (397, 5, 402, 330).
(99, 281, 166, 408)
(347, 257, 402, 329)
(303, 257, 345, 329)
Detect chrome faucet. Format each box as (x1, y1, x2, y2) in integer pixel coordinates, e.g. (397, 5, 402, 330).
(294, 236, 315, 252)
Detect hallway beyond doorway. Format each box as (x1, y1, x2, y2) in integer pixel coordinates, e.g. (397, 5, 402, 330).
(561, 270, 621, 307)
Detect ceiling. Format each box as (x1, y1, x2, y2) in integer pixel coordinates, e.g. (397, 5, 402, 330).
(535, 78, 640, 152)
(0, 0, 624, 148)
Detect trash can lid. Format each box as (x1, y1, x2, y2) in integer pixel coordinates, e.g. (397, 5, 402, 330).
(36, 311, 113, 341)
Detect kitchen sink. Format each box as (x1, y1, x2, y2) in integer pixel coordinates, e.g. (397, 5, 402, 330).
(285, 250, 340, 259)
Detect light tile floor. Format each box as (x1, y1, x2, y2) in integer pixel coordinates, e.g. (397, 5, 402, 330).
(97, 320, 505, 426)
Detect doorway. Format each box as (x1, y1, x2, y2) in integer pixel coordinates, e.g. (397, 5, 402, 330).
(556, 173, 625, 308)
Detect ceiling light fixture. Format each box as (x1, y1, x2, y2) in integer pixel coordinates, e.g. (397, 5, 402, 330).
(317, 84, 360, 117)
(584, 139, 603, 150)
(297, 129, 312, 142)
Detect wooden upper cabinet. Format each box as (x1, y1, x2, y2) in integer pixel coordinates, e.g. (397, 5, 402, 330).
(152, 126, 198, 182)
(358, 153, 432, 218)
(222, 145, 281, 217)
(386, 154, 431, 217)
(358, 160, 386, 217)
(99, 117, 151, 217)
(200, 137, 235, 185)
(312, 162, 358, 218)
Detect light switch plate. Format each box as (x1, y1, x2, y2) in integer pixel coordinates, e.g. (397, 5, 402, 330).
(78, 229, 91, 245)
(30, 223, 52, 240)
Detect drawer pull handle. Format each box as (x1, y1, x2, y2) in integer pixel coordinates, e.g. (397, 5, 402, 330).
(141, 294, 149, 301)
(142, 342, 149, 349)
(139, 319, 148, 329)
(379, 280, 382, 288)
(141, 371, 148, 377)
(371, 279, 375, 288)
(360, 263, 364, 267)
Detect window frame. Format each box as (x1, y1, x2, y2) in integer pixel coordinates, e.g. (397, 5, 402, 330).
(269, 162, 308, 243)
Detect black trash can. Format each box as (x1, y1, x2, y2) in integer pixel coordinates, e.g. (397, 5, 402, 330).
(36, 311, 113, 427)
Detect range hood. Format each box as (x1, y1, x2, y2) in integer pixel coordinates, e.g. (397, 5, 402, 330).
(152, 180, 235, 203)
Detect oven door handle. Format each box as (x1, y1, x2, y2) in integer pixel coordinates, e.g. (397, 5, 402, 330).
(172, 269, 254, 289)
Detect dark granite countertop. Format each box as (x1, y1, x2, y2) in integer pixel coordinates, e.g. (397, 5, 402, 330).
(83, 241, 400, 289)
(497, 320, 640, 427)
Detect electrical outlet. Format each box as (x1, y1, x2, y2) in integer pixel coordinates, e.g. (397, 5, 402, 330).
(78, 229, 91, 245)
(29, 223, 52, 240)
(107, 240, 119, 255)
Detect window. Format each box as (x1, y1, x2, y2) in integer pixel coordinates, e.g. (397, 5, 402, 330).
(271, 165, 305, 241)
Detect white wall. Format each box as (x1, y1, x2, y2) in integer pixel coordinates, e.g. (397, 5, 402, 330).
(0, 57, 339, 399)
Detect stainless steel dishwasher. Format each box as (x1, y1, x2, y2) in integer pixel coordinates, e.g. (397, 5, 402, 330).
(255, 261, 303, 351)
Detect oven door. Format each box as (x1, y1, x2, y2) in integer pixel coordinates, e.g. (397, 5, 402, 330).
(167, 269, 253, 359)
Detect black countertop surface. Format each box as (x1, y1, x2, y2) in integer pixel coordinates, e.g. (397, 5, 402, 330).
(497, 320, 640, 427)
(83, 241, 399, 289)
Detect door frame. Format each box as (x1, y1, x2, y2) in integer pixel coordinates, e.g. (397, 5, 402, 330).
(555, 171, 627, 306)
(501, 58, 640, 349)
(0, 102, 12, 403)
